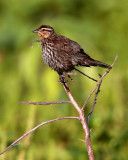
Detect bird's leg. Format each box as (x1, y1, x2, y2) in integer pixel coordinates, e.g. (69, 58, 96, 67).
(59, 75, 70, 91)
(30, 40, 41, 48)
(59, 74, 66, 84)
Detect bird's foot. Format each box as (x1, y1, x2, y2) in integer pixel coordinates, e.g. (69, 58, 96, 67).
(59, 75, 67, 84)
(58, 75, 70, 91)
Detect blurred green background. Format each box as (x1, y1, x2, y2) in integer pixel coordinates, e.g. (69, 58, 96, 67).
(0, 0, 128, 159)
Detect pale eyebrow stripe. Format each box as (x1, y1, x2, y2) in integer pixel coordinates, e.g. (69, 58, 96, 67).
(42, 28, 53, 31)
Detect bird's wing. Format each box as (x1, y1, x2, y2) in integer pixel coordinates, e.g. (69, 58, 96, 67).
(54, 34, 90, 59)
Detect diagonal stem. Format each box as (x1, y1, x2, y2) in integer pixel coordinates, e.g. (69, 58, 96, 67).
(87, 79, 102, 125)
(0, 117, 79, 156)
(75, 68, 97, 82)
(82, 54, 118, 110)
(62, 82, 94, 160)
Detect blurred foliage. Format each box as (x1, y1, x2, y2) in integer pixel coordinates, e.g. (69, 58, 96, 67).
(0, 0, 128, 159)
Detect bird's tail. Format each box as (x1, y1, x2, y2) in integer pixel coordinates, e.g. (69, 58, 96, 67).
(83, 58, 110, 68)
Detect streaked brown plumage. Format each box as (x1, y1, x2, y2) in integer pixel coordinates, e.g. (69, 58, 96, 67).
(32, 25, 110, 83)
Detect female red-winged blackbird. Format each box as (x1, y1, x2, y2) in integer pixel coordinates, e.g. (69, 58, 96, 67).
(32, 25, 110, 83)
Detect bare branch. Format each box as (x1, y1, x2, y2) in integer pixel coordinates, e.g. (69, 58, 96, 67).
(19, 101, 71, 105)
(87, 78, 102, 125)
(0, 53, 117, 160)
(62, 81, 95, 160)
(82, 54, 118, 110)
(0, 117, 79, 155)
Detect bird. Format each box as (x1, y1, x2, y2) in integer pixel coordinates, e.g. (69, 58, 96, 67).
(32, 25, 110, 83)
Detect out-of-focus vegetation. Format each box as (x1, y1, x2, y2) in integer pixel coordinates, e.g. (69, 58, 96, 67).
(0, 0, 128, 159)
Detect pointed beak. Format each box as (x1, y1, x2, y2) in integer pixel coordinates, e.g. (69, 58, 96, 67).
(32, 29, 40, 33)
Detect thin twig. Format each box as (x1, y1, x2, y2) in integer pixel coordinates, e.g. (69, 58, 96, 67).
(87, 79, 102, 125)
(19, 101, 71, 105)
(82, 54, 118, 110)
(79, 138, 86, 142)
(30, 40, 41, 48)
(0, 117, 79, 155)
(75, 68, 98, 82)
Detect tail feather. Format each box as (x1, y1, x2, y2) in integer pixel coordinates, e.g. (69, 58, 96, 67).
(83, 58, 110, 68)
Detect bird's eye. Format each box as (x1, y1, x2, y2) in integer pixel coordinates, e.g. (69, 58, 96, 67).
(42, 29, 46, 31)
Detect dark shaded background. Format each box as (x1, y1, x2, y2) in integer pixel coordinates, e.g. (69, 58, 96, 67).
(0, 0, 128, 159)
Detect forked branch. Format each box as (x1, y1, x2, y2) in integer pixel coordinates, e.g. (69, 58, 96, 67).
(0, 55, 118, 160)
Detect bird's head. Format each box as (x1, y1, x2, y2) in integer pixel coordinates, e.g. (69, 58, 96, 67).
(32, 25, 54, 39)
